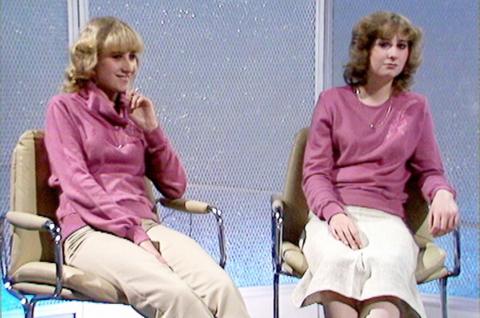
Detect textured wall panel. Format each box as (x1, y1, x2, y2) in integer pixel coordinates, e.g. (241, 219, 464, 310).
(0, 0, 69, 312)
(2, 1, 477, 315)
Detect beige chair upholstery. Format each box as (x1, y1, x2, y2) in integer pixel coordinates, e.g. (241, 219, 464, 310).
(1, 130, 227, 318)
(271, 127, 460, 318)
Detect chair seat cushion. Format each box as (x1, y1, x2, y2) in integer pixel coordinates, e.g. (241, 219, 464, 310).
(281, 241, 447, 283)
(12, 261, 127, 303)
(12, 282, 91, 301)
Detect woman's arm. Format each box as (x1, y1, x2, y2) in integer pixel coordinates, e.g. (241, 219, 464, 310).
(302, 94, 344, 222)
(303, 94, 363, 249)
(143, 128, 187, 199)
(408, 98, 459, 235)
(127, 90, 187, 199)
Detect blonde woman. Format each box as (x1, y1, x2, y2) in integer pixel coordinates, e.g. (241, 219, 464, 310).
(292, 12, 459, 318)
(44, 16, 249, 318)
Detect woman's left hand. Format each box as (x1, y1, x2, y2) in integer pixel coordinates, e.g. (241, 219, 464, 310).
(128, 88, 159, 132)
(429, 189, 459, 236)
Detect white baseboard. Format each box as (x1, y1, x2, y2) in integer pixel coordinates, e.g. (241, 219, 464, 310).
(3, 284, 479, 317)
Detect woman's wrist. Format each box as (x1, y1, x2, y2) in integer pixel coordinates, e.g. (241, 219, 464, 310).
(433, 189, 454, 200)
(143, 121, 159, 133)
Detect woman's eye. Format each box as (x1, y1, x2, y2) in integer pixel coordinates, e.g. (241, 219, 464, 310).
(397, 43, 408, 49)
(128, 53, 137, 60)
(378, 41, 391, 48)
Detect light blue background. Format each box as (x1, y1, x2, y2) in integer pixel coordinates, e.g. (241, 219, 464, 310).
(1, 0, 478, 314)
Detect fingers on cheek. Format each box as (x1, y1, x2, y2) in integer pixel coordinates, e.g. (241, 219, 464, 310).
(131, 96, 139, 109)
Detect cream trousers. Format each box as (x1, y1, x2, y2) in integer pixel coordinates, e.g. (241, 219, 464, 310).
(64, 220, 250, 318)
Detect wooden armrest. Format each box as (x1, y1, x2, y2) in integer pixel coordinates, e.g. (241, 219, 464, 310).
(6, 211, 53, 231)
(160, 198, 210, 214)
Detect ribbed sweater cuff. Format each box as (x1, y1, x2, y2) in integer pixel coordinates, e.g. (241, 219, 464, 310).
(126, 225, 150, 245)
(320, 202, 344, 223)
(144, 127, 168, 148)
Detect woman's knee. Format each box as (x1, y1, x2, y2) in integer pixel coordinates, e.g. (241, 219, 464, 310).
(144, 283, 213, 318)
(207, 271, 238, 296)
(360, 301, 400, 318)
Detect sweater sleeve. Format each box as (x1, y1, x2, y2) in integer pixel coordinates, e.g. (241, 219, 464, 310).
(143, 127, 187, 199)
(45, 97, 149, 244)
(302, 94, 345, 222)
(408, 98, 456, 202)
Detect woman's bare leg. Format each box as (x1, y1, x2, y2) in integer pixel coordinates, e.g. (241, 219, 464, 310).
(360, 301, 400, 318)
(322, 291, 358, 318)
(324, 300, 358, 318)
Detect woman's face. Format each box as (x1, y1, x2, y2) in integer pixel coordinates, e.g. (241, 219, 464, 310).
(93, 51, 138, 101)
(368, 34, 409, 83)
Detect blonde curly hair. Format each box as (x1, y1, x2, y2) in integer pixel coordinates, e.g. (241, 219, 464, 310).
(63, 16, 144, 92)
(343, 11, 423, 92)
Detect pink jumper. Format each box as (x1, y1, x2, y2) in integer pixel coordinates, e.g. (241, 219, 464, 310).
(45, 82, 187, 244)
(303, 86, 454, 222)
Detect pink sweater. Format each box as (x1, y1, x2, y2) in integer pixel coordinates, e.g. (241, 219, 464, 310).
(45, 82, 187, 244)
(303, 86, 454, 222)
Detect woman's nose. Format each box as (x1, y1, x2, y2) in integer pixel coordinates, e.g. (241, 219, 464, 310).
(387, 48, 398, 60)
(122, 58, 136, 73)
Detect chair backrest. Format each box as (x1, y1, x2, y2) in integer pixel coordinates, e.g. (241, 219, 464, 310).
(8, 130, 158, 275)
(403, 177, 434, 247)
(281, 128, 310, 244)
(9, 130, 59, 274)
(282, 127, 433, 246)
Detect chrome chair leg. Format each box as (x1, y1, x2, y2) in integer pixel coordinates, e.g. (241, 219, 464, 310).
(439, 277, 448, 318)
(273, 272, 280, 318)
(22, 301, 35, 318)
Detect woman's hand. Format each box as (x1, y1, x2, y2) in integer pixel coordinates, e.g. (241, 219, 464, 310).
(139, 240, 169, 265)
(429, 189, 459, 236)
(128, 88, 159, 132)
(328, 213, 363, 250)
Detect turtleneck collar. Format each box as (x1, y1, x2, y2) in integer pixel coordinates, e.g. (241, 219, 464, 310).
(80, 81, 130, 127)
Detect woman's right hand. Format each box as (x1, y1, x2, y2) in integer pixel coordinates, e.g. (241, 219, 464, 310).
(328, 213, 363, 250)
(139, 240, 169, 265)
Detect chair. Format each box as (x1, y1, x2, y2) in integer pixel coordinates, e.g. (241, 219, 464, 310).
(271, 127, 461, 318)
(0, 130, 227, 318)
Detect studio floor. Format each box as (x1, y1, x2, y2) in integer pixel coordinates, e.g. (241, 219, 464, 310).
(2, 284, 479, 318)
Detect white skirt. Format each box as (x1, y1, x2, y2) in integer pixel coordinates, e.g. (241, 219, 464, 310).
(291, 206, 426, 318)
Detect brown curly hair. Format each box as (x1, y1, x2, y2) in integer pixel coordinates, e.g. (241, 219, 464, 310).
(63, 16, 144, 92)
(343, 11, 423, 92)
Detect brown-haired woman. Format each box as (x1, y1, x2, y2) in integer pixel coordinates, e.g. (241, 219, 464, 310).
(292, 11, 458, 318)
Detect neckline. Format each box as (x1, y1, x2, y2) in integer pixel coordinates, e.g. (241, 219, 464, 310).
(350, 86, 394, 130)
(352, 86, 392, 108)
(83, 82, 130, 126)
